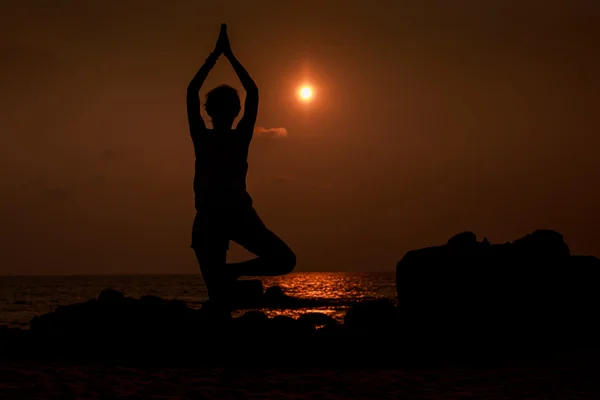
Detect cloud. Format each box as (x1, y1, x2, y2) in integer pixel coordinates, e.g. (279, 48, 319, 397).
(254, 127, 288, 139)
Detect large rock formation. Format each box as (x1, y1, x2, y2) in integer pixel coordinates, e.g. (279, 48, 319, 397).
(396, 230, 600, 347)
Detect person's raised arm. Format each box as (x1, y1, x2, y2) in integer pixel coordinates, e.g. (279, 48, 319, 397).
(221, 25, 259, 137)
(186, 32, 222, 137)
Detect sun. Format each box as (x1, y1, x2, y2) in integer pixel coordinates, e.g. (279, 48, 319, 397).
(299, 86, 313, 100)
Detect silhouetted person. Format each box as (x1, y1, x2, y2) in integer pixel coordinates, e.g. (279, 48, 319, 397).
(187, 24, 296, 311)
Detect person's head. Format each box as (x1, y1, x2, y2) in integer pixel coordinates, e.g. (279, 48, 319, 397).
(204, 84, 241, 128)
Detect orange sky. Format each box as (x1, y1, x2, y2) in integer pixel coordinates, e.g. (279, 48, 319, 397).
(1, 1, 599, 274)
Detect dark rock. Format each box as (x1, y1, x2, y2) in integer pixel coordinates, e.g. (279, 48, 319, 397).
(298, 312, 337, 326)
(167, 299, 188, 311)
(265, 285, 284, 298)
(272, 315, 296, 324)
(396, 230, 600, 349)
(139, 295, 166, 307)
(97, 288, 125, 304)
(447, 231, 477, 248)
(0, 325, 29, 355)
(316, 323, 349, 337)
(231, 280, 264, 308)
(271, 316, 316, 337)
(263, 285, 302, 308)
(344, 299, 399, 335)
(236, 310, 269, 323)
(511, 229, 570, 259)
(271, 315, 300, 331)
(231, 311, 270, 338)
(0, 325, 26, 341)
(231, 311, 316, 339)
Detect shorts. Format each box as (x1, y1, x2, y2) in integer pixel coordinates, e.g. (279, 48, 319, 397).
(191, 206, 278, 253)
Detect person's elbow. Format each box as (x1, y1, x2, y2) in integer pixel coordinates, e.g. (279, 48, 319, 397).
(186, 83, 200, 96)
(186, 87, 200, 105)
(246, 85, 259, 96)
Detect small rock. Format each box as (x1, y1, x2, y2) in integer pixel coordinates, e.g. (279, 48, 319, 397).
(344, 299, 399, 333)
(139, 295, 166, 307)
(232, 280, 264, 308)
(97, 288, 124, 304)
(265, 286, 284, 298)
(237, 311, 269, 323)
(298, 313, 337, 326)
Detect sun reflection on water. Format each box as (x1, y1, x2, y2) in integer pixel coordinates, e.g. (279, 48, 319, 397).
(0, 273, 396, 328)
(234, 272, 396, 322)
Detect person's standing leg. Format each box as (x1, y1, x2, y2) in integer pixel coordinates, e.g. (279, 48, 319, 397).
(228, 207, 296, 277)
(193, 245, 228, 304)
(192, 212, 232, 314)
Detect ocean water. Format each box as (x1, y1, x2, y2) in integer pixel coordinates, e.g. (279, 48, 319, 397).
(0, 272, 396, 329)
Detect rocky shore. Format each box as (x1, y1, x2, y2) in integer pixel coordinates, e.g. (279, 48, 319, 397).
(1, 230, 598, 366)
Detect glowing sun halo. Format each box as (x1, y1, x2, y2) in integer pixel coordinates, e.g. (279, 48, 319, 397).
(299, 86, 313, 100)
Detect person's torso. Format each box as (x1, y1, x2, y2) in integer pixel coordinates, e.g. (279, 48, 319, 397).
(192, 129, 252, 209)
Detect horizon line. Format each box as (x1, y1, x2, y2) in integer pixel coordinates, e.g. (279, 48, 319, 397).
(0, 271, 395, 277)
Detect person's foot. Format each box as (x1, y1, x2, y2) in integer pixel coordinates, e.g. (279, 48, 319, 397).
(220, 268, 239, 302)
(206, 270, 238, 313)
(223, 267, 240, 284)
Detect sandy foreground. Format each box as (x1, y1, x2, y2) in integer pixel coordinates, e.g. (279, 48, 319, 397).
(1, 354, 600, 399)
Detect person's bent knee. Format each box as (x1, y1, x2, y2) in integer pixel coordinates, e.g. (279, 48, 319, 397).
(284, 250, 296, 274)
(275, 248, 296, 275)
